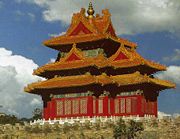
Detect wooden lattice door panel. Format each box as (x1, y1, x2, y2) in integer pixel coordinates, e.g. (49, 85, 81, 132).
(72, 99, 79, 114)
(131, 97, 138, 113)
(120, 98, 125, 114)
(56, 101, 64, 116)
(98, 99, 103, 114)
(114, 99, 119, 114)
(126, 98, 131, 113)
(64, 99, 71, 115)
(80, 98, 87, 114)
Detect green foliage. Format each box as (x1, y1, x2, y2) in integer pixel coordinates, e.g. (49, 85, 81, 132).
(113, 119, 144, 139)
(113, 118, 127, 139)
(0, 108, 43, 125)
(0, 115, 23, 125)
(84, 120, 91, 129)
(106, 120, 114, 128)
(31, 108, 42, 121)
(127, 120, 144, 139)
(63, 122, 71, 134)
(72, 122, 80, 131)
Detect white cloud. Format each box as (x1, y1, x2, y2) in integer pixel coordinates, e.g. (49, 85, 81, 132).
(30, 98, 41, 106)
(155, 66, 180, 114)
(156, 65, 180, 85)
(16, 0, 180, 35)
(48, 31, 66, 38)
(27, 13, 36, 22)
(0, 48, 42, 118)
(163, 49, 180, 62)
(49, 58, 56, 63)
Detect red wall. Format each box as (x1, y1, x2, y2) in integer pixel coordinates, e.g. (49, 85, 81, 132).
(43, 95, 158, 120)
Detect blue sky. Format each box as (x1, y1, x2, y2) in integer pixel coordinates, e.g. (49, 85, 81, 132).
(0, 0, 179, 117)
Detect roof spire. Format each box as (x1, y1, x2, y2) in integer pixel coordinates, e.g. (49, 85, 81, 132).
(87, 2, 95, 19)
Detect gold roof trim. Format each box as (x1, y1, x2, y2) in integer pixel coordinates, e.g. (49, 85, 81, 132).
(108, 44, 131, 62)
(59, 43, 85, 62)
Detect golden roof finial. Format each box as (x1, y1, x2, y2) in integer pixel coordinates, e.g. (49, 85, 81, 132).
(87, 2, 95, 19)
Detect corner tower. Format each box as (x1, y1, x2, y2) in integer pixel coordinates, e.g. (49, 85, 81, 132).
(25, 3, 175, 120)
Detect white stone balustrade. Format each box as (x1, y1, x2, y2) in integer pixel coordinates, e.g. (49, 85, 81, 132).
(30, 115, 160, 125)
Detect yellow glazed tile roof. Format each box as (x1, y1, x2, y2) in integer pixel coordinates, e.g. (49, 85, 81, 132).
(24, 72, 175, 93)
(43, 8, 137, 49)
(33, 44, 166, 76)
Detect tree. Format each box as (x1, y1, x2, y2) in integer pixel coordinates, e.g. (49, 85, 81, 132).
(0, 114, 23, 125)
(113, 118, 127, 139)
(31, 108, 42, 120)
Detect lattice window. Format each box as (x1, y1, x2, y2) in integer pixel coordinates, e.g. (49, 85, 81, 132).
(56, 101, 63, 116)
(93, 99, 96, 114)
(80, 98, 87, 114)
(65, 99, 71, 115)
(98, 99, 103, 114)
(126, 98, 131, 113)
(131, 97, 137, 113)
(115, 99, 119, 114)
(72, 99, 79, 114)
(120, 98, 125, 113)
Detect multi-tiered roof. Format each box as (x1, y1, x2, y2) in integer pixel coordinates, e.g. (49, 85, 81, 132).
(25, 3, 175, 96)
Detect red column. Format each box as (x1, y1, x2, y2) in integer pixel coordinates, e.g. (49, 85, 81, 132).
(137, 95, 143, 117)
(46, 101, 51, 119)
(103, 96, 109, 116)
(96, 97, 98, 116)
(51, 99, 56, 119)
(87, 96, 93, 117)
(110, 97, 115, 116)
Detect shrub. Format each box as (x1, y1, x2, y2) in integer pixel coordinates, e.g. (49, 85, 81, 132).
(84, 120, 91, 130)
(63, 122, 71, 134)
(0, 115, 23, 125)
(72, 122, 80, 131)
(113, 118, 127, 139)
(127, 120, 144, 139)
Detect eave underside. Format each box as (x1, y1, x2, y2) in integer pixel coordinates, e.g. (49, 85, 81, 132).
(36, 65, 164, 78)
(44, 38, 120, 56)
(25, 83, 168, 100)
